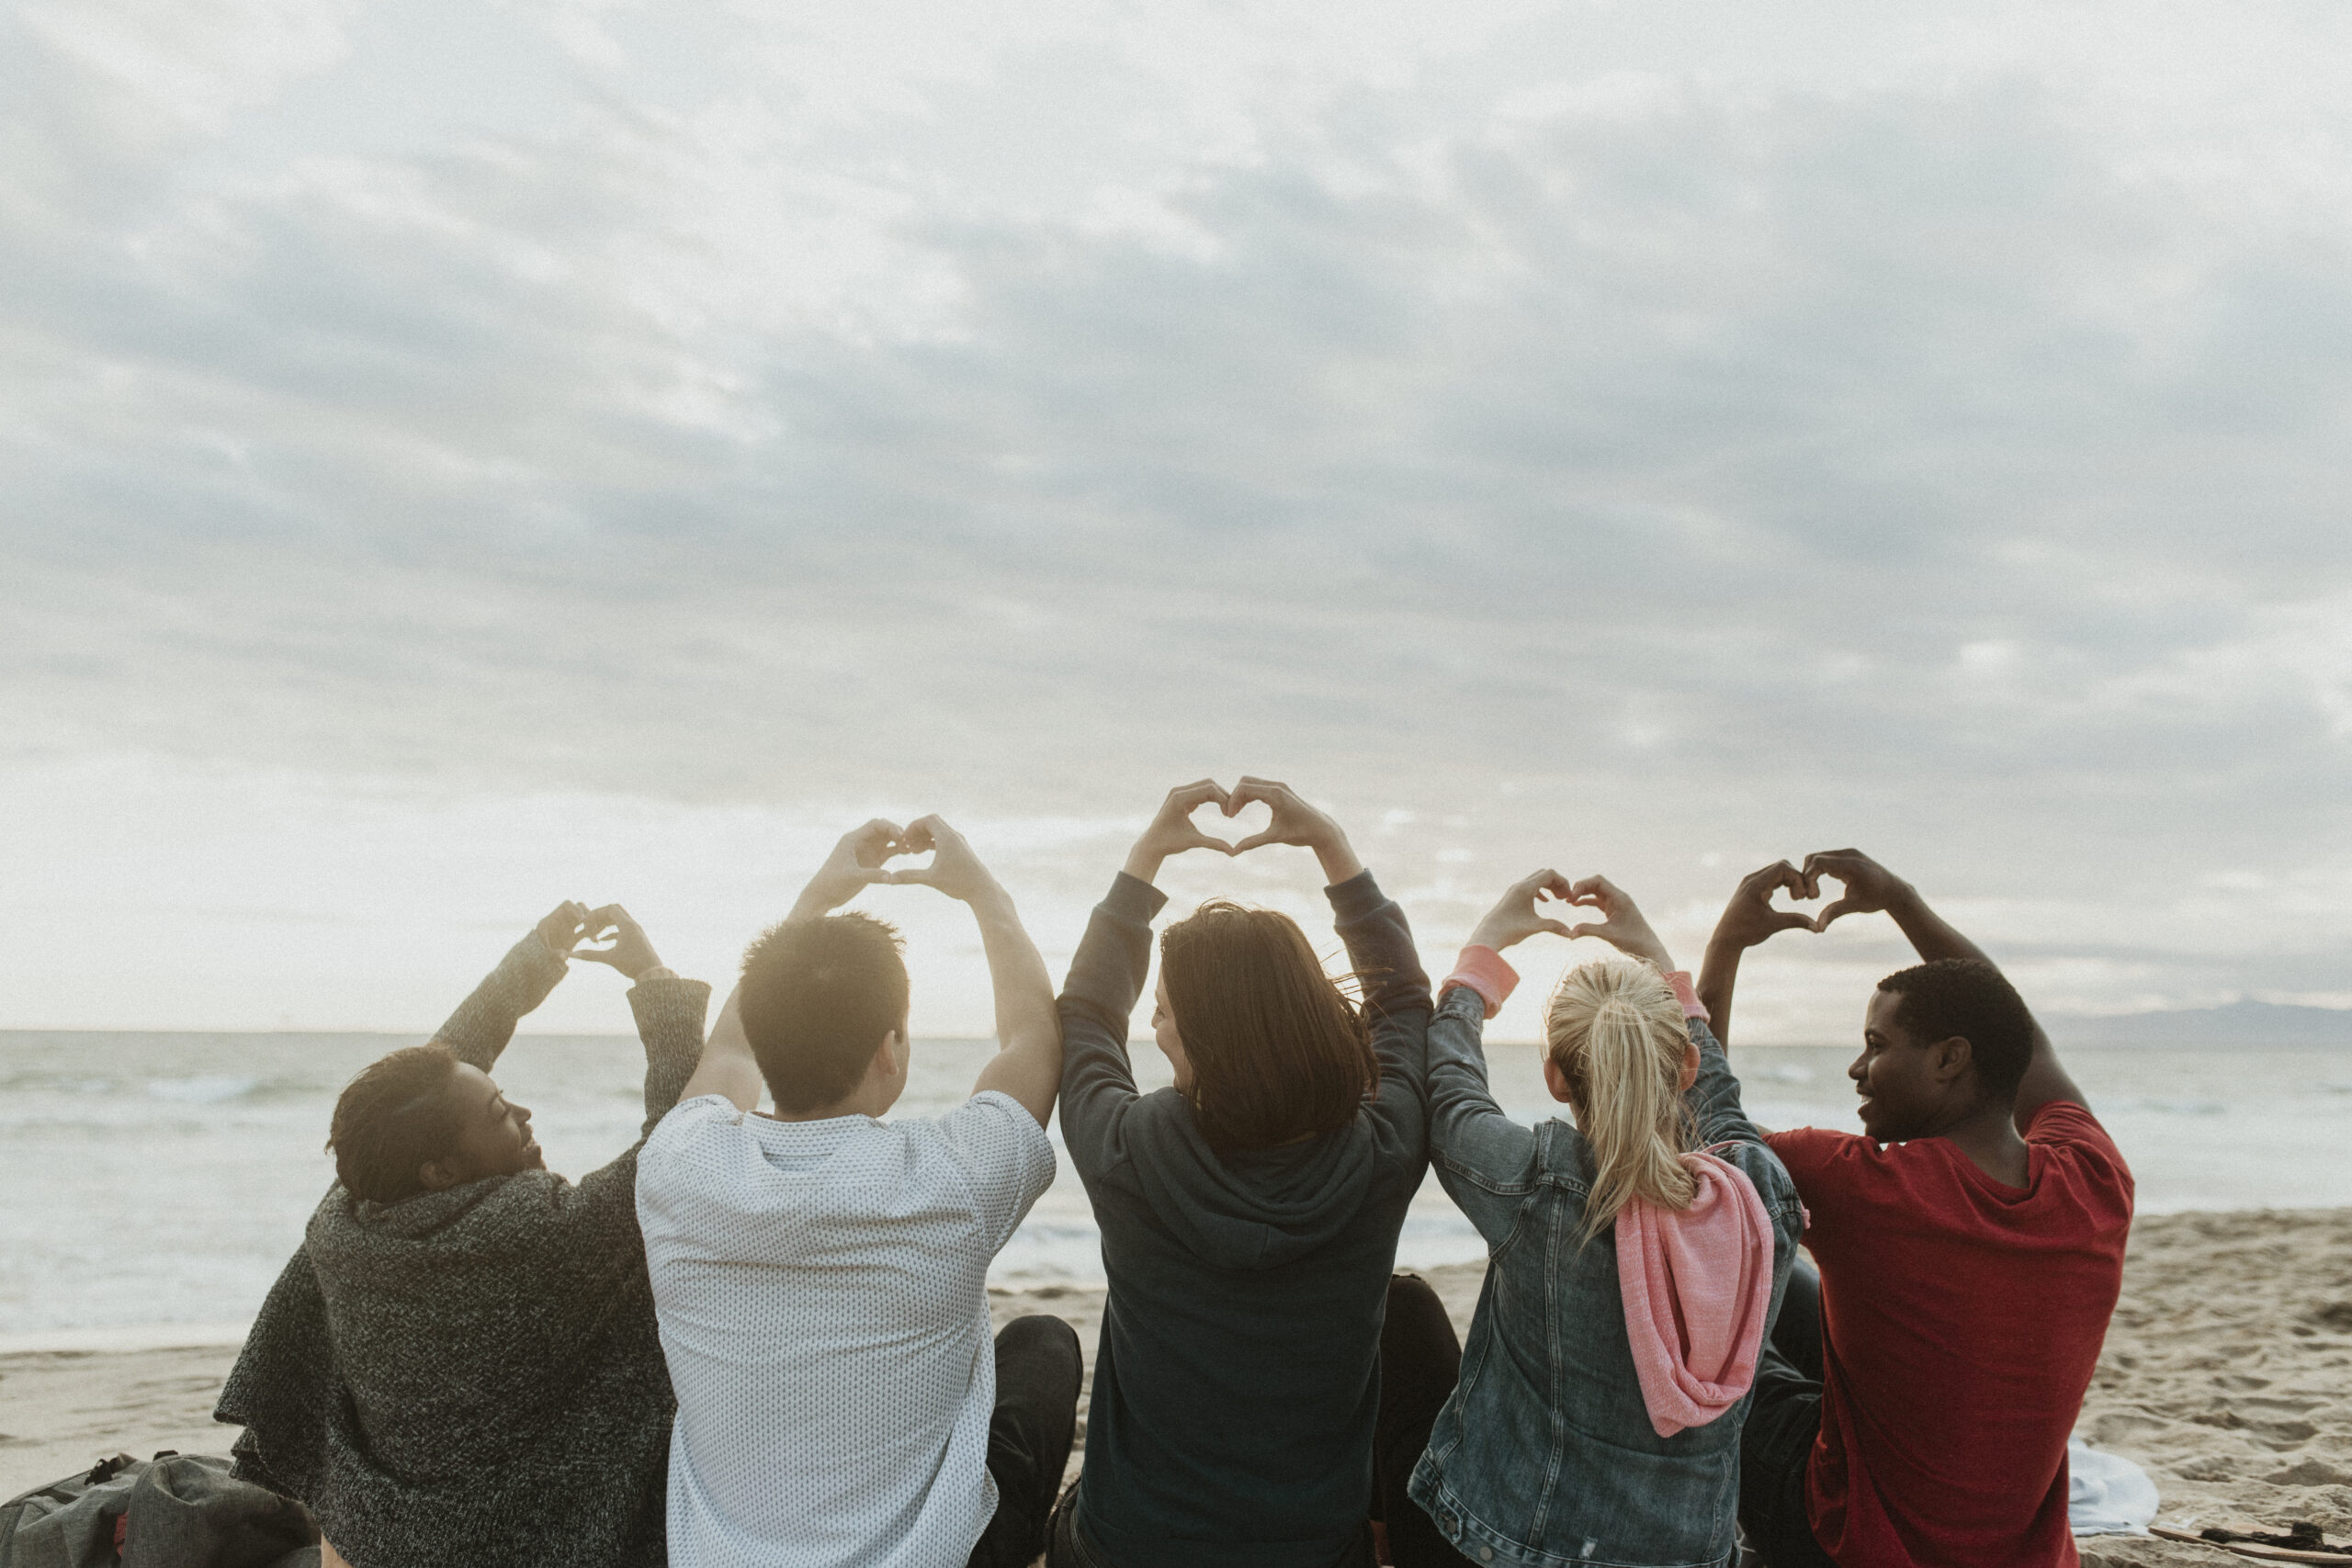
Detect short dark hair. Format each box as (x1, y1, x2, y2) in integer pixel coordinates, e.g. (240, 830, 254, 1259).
(328, 1043, 463, 1204)
(1876, 958, 2035, 1100)
(1159, 900, 1379, 1153)
(740, 913, 910, 1113)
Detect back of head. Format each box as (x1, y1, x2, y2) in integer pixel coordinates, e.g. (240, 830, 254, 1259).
(1159, 899, 1378, 1153)
(329, 1043, 462, 1205)
(1544, 961, 1697, 1240)
(740, 912, 910, 1113)
(1876, 957, 2034, 1101)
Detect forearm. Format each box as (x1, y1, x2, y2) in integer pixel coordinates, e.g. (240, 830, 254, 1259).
(1329, 870, 1429, 1018)
(1697, 940, 1744, 1048)
(1883, 885, 1995, 966)
(968, 890, 1062, 1124)
(432, 934, 569, 1069)
(628, 976, 713, 1133)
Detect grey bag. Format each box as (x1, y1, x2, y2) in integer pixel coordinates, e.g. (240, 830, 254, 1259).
(0, 1452, 317, 1568)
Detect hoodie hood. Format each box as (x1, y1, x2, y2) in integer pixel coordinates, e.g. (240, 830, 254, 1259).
(1121, 1089, 1398, 1270)
(1613, 1148, 1775, 1438)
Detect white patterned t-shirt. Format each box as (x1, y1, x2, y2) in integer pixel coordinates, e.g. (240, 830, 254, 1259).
(637, 1090, 1057, 1568)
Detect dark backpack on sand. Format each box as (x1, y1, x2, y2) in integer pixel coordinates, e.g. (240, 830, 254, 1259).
(0, 1452, 319, 1568)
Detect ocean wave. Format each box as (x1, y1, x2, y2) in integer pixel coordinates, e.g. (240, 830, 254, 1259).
(145, 1076, 261, 1103)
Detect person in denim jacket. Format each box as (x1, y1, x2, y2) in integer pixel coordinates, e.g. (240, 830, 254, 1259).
(1402, 871, 1805, 1568)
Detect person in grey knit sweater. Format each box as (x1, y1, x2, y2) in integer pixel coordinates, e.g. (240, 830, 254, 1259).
(215, 902, 709, 1568)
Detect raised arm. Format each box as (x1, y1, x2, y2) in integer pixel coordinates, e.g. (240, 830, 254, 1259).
(571, 905, 708, 1130)
(888, 816, 1061, 1128)
(430, 901, 593, 1069)
(563, 908, 710, 1220)
(1419, 871, 1570, 1241)
(1059, 782, 1235, 1175)
(1696, 862, 1817, 1048)
(1804, 849, 2087, 1126)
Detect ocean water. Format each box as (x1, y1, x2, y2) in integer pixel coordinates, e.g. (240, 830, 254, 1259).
(4, 1031, 2350, 1337)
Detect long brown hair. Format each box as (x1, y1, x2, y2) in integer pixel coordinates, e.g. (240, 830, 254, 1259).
(1159, 899, 1378, 1153)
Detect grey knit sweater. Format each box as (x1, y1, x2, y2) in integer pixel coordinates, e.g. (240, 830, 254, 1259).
(216, 935, 709, 1568)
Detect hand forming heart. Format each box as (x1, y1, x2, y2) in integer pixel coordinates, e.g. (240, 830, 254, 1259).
(1123, 776, 1365, 886)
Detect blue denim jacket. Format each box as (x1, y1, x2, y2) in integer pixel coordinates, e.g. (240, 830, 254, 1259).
(1407, 987, 1804, 1568)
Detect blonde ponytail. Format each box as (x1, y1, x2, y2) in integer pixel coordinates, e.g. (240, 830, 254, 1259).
(1544, 961, 1698, 1241)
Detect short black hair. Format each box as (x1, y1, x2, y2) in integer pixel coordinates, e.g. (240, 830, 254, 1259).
(1875, 958, 2035, 1100)
(739, 913, 910, 1113)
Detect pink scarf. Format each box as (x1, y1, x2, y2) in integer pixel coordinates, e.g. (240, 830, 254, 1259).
(1613, 1149, 1774, 1438)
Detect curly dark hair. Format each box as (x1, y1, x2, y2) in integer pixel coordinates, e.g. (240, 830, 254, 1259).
(1876, 958, 2036, 1100)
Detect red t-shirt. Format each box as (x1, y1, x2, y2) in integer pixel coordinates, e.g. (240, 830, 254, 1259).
(1765, 1103, 2133, 1568)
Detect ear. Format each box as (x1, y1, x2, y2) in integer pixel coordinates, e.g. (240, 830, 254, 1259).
(1928, 1034, 1975, 1089)
(1542, 1055, 1576, 1105)
(418, 1159, 460, 1192)
(870, 1026, 906, 1082)
(1679, 1041, 1701, 1096)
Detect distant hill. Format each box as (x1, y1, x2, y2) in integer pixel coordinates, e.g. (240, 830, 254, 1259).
(2045, 998, 2352, 1048)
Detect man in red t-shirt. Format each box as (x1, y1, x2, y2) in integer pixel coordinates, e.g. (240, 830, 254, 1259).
(1698, 850, 2134, 1568)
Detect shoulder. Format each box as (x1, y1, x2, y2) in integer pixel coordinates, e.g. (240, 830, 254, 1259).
(645, 1093, 748, 1153)
(923, 1091, 1056, 1175)
(1762, 1124, 1868, 1174)
(638, 1094, 762, 1191)
(2024, 1100, 2134, 1195)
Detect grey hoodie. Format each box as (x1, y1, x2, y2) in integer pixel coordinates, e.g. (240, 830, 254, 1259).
(1056, 870, 1431, 1568)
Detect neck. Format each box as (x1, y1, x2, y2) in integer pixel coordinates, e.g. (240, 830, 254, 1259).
(1928, 1094, 2030, 1186)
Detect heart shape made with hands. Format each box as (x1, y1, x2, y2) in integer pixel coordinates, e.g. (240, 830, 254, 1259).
(1767, 877, 1828, 931)
(1762, 868, 1863, 933)
(1189, 796, 1272, 853)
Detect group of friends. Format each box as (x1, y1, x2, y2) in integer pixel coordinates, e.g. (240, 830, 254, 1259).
(216, 777, 2136, 1568)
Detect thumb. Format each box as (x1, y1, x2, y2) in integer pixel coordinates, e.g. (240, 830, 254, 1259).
(888, 866, 940, 886)
(1536, 919, 1574, 939)
(571, 947, 620, 968)
(1812, 898, 1860, 932)
(1566, 921, 1609, 941)
(1229, 830, 1284, 853)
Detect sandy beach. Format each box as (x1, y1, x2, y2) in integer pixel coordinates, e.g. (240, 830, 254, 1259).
(5, 1210, 2346, 1563)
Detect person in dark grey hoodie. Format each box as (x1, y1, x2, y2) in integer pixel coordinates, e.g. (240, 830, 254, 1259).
(1049, 777, 1433, 1568)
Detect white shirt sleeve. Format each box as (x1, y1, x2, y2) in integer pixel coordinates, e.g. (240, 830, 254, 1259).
(934, 1090, 1057, 1255)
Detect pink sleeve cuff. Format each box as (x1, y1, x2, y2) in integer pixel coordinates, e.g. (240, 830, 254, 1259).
(1665, 971, 1710, 1023)
(1442, 946, 1520, 1020)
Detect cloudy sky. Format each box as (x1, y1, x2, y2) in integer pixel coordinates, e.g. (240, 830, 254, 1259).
(6, 0, 2352, 1041)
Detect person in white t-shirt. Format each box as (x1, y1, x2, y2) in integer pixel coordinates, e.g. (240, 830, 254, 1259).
(637, 815, 1080, 1568)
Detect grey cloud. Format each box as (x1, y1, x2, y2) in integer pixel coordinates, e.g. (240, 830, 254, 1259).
(6, 11, 2352, 1015)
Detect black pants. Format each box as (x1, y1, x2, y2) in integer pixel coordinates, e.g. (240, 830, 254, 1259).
(1738, 1261, 1838, 1568)
(968, 1314, 1086, 1568)
(1374, 1273, 1477, 1568)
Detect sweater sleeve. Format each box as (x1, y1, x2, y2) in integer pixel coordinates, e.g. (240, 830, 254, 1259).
(562, 975, 712, 1224)
(430, 934, 571, 1070)
(1055, 872, 1168, 1182)
(1329, 869, 1433, 1168)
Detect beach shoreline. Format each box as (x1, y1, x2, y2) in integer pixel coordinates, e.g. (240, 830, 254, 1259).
(5, 1211, 2346, 1565)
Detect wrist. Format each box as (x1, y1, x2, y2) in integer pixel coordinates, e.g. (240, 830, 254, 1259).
(1313, 833, 1365, 886)
(1121, 846, 1165, 884)
(634, 964, 676, 982)
(965, 883, 1018, 922)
